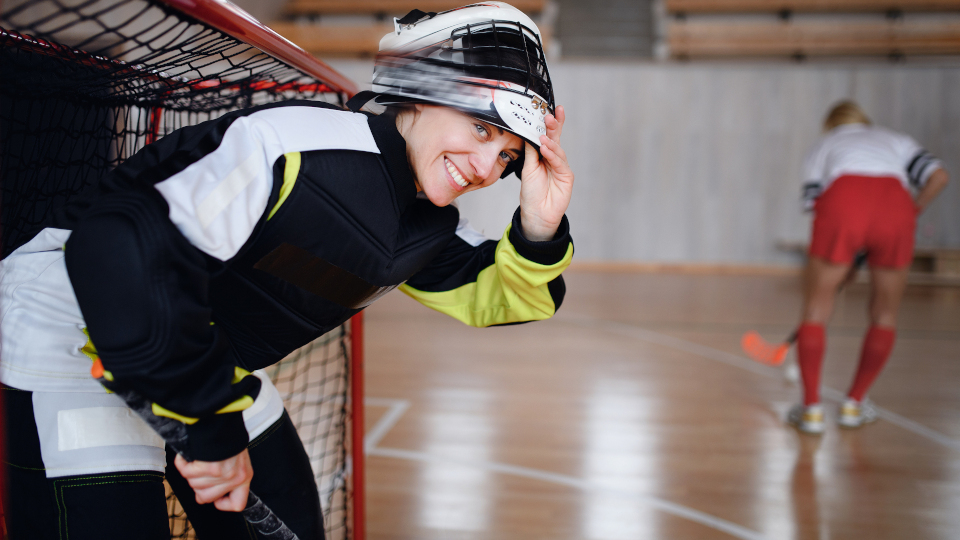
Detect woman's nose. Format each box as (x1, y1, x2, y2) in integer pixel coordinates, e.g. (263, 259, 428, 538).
(470, 148, 500, 180)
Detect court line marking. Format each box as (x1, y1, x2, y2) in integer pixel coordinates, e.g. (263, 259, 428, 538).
(363, 397, 768, 540)
(562, 315, 960, 453)
(363, 397, 410, 449)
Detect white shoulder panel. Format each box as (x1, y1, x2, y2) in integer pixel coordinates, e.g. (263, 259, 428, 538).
(7, 227, 72, 255)
(0, 227, 104, 394)
(155, 107, 379, 261)
(455, 217, 491, 247)
(256, 106, 379, 155)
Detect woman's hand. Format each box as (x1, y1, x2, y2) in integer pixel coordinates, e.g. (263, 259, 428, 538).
(519, 105, 574, 241)
(915, 167, 949, 214)
(175, 449, 253, 512)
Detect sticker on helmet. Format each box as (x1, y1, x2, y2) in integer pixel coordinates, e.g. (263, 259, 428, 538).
(494, 83, 548, 143)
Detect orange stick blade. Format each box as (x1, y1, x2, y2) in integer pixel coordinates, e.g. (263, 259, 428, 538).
(741, 331, 789, 366)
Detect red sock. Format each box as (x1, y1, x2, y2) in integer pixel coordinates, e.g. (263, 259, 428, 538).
(847, 326, 896, 402)
(797, 322, 825, 406)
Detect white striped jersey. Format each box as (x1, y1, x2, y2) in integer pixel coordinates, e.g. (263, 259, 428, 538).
(801, 123, 942, 210)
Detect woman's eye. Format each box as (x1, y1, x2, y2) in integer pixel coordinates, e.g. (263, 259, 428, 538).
(500, 151, 514, 163)
(475, 124, 489, 138)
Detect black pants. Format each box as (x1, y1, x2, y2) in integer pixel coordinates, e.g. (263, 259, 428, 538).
(3, 385, 324, 540)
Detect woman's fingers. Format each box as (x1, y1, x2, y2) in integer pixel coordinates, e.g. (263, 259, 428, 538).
(194, 482, 235, 505)
(175, 455, 227, 480)
(544, 105, 565, 142)
(544, 116, 560, 144)
(174, 453, 202, 476)
(213, 483, 250, 512)
(534, 104, 568, 177)
(521, 139, 540, 177)
(538, 135, 570, 176)
(174, 450, 253, 510)
(544, 114, 559, 140)
(541, 133, 568, 161)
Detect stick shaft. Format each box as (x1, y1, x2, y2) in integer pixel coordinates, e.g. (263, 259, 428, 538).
(94, 372, 299, 539)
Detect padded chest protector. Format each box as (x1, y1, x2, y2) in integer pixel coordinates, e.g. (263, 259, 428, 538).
(207, 149, 459, 369)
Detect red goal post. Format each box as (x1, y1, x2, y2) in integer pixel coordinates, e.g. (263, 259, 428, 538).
(0, 0, 364, 539)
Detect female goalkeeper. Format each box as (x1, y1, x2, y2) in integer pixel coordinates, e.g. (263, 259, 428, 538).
(0, 3, 573, 539)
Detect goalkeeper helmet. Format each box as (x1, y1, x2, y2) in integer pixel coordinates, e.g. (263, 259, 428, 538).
(368, 2, 555, 178)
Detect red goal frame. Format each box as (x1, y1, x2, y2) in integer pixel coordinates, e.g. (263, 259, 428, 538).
(0, 0, 364, 538)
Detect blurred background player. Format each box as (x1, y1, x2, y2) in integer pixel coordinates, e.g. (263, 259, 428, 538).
(788, 101, 950, 434)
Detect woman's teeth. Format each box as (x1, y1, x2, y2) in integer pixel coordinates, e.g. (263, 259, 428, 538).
(445, 158, 468, 188)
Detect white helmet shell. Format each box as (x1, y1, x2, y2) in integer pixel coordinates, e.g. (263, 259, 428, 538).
(372, 2, 554, 149)
(379, 3, 542, 54)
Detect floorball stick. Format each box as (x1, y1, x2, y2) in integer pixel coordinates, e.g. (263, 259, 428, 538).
(740, 251, 867, 366)
(741, 330, 796, 366)
(91, 359, 299, 540)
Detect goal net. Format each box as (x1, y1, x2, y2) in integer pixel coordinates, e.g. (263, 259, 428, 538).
(0, 1, 362, 539)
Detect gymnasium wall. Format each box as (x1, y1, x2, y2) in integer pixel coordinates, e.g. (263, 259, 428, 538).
(328, 59, 960, 266)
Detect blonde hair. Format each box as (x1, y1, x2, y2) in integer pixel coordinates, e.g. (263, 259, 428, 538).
(823, 101, 871, 131)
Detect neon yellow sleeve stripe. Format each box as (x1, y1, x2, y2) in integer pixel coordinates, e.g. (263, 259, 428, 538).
(152, 403, 200, 425)
(232, 366, 252, 384)
(82, 332, 259, 421)
(215, 395, 256, 414)
(79, 327, 99, 362)
(268, 151, 300, 220)
(150, 367, 257, 423)
(151, 394, 255, 424)
(399, 223, 572, 327)
(81, 328, 115, 390)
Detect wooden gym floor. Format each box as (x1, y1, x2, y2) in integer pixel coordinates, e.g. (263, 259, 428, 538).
(362, 268, 960, 540)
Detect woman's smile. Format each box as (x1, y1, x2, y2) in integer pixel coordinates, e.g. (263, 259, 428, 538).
(444, 156, 469, 189)
(396, 104, 523, 206)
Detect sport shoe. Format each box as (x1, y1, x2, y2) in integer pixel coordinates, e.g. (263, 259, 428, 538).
(782, 358, 800, 385)
(787, 403, 825, 434)
(838, 398, 878, 428)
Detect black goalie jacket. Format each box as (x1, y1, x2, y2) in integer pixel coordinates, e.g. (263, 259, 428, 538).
(4, 101, 572, 461)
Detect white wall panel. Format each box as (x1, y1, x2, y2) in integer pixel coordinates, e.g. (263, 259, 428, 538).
(328, 60, 960, 265)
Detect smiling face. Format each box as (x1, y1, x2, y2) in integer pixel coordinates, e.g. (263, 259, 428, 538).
(397, 104, 524, 207)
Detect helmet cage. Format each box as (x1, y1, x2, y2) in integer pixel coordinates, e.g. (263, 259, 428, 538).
(440, 19, 554, 112)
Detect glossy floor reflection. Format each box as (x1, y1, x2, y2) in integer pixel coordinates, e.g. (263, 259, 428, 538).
(363, 269, 960, 540)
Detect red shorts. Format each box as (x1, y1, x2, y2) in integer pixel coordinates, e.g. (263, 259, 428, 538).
(810, 175, 917, 269)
